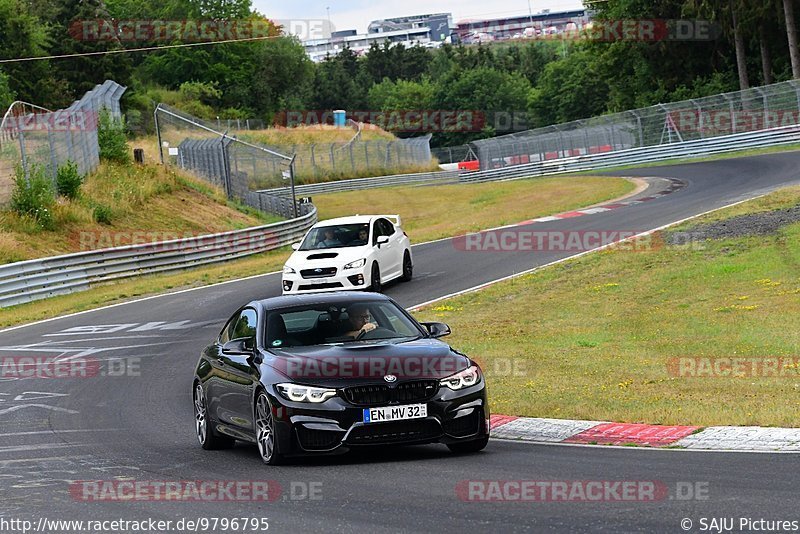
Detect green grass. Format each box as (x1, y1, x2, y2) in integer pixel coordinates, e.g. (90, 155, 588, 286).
(415, 186, 800, 427)
(0, 162, 278, 264)
(314, 176, 636, 243)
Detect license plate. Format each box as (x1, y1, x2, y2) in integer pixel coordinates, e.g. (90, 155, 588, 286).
(363, 403, 427, 423)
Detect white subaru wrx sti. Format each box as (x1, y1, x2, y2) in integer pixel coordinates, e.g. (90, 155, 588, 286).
(281, 215, 413, 294)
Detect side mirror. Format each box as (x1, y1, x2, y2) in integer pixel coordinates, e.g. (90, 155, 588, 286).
(376, 235, 389, 246)
(291, 242, 301, 251)
(421, 322, 451, 338)
(222, 337, 254, 355)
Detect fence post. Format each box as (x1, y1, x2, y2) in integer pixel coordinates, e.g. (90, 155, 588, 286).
(289, 155, 298, 219)
(46, 123, 58, 186)
(154, 106, 164, 164)
(754, 87, 769, 129)
(18, 128, 29, 182)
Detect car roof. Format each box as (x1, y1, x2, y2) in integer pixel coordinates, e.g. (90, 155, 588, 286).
(312, 215, 385, 226)
(251, 291, 392, 311)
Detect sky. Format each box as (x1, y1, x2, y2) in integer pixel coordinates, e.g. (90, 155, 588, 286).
(253, 0, 585, 37)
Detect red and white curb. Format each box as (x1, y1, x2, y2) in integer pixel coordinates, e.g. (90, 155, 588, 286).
(489, 415, 800, 452)
(514, 178, 686, 226)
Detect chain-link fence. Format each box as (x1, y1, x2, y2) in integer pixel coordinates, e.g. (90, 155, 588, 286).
(156, 104, 435, 192)
(155, 104, 308, 218)
(472, 79, 800, 170)
(0, 80, 126, 203)
(279, 133, 433, 183)
(432, 145, 478, 164)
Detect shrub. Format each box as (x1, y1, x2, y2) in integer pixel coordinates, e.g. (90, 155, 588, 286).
(56, 160, 83, 199)
(92, 203, 114, 224)
(98, 108, 130, 164)
(10, 164, 55, 230)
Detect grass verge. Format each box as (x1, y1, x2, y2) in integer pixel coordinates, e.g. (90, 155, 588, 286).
(314, 176, 636, 243)
(0, 161, 279, 264)
(415, 186, 800, 427)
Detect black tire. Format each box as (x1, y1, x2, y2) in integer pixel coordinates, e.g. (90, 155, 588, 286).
(369, 262, 381, 292)
(447, 437, 489, 454)
(400, 251, 413, 282)
(255, 391, 285, 465)
(194, 382, 235, 450)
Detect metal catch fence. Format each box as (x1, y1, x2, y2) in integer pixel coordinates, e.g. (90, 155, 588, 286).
(0, 80, 126, 202)
(472, 79, 800, 170)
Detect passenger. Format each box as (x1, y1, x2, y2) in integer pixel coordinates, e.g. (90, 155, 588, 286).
(352, 227, 369, 246)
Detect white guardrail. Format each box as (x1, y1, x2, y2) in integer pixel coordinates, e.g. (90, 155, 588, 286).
(0, 206, 317, 308)
(461, 124, 800, 182)
(264, 169, 461, 197)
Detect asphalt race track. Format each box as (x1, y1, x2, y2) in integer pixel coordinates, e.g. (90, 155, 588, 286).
(1, 152, 799, 533)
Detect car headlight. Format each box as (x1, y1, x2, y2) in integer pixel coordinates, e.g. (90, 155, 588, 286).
(343, 258, 366, 270)
(276, 383, 337, 403)
(283, 265, 296, 275)
(440, 365, 481, 390)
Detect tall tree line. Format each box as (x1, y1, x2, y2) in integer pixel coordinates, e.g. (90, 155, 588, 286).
(1, 0, 799, 146)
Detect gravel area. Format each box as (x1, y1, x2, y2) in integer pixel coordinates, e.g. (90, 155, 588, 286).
(668, 204, 800, 243)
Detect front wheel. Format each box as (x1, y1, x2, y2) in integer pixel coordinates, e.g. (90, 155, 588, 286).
(368, 262, 381, 292)
(447, 437, 489, 454)
(255, 392, 284, 465)
(400, 251, 413, 282)
(194, 383, 234, 450)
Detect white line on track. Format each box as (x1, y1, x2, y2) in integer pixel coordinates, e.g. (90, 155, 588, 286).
(0, 429, 120, 437)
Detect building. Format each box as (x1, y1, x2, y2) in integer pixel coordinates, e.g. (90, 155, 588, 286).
(301, 9, 590, 61)
(455, 9, 589, 41)
(367, 13, 453, 33)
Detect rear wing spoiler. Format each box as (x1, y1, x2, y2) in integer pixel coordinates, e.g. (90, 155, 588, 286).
(381, 214, 402, 228)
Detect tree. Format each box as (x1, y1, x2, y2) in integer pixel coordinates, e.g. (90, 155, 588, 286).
(48, 0, 133, 100)
(248, 36, 313, 117)
(0, 69, 15, 110)
(784, 0, 800, 78)
(432, 67, 532, 145)
(0, 0, 64, 105)
(528, 49, 610, 126)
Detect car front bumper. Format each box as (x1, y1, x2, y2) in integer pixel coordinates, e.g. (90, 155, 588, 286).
(267, 383, 490, 456)
(282, 266, 369, 294)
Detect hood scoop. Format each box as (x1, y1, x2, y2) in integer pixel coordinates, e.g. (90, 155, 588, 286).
(307, 253, 339, 260)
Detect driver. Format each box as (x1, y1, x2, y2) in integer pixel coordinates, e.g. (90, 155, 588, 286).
(342, 304, 377, 338)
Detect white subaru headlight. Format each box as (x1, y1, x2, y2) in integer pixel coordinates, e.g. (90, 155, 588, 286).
(283, 265, 296, 275)
(440, 365, 481, 390)
(343, 258, 366, 270)
(276, 383, 337, 403)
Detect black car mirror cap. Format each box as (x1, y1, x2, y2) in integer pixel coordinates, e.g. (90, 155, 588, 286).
(421, 322, 451, 338)
(222, 337, 254, 355)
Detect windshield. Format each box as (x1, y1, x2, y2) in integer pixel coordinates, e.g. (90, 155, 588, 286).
(265, 300, 423, 348)
(299, 224, 370, 250)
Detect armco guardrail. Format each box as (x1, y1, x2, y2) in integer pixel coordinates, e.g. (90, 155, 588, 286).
(264, 169, 460, 197)
(0, 206, 317, 308)
(460, 124, 800, 183)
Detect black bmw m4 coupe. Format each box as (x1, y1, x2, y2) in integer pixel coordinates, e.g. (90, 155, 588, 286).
(192, 292, 490, 464)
